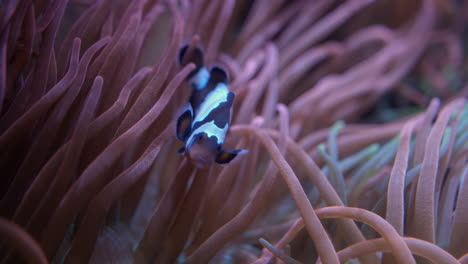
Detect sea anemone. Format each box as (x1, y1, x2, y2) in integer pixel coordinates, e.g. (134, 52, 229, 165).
(1, 0, 467, 263)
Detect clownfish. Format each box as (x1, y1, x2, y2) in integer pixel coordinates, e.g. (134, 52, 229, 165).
(176, 45, 247, 168)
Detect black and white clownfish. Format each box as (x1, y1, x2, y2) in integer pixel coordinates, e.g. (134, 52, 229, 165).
(176, 45, 247, 168)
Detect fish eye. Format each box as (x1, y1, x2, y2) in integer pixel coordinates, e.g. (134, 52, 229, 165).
(196, 134, 204, 142)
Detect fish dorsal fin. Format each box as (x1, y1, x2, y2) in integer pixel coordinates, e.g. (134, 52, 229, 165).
(178, 45, 204, 70)
(209, 66, 229, 84)
(189, 66, 228, 108)
(191, 66, 228, 98)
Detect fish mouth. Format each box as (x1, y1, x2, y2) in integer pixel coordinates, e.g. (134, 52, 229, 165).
(194, 156, 210, 168)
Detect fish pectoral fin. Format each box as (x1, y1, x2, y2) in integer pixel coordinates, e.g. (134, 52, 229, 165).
(176, 104, 193, 141)
(215, 149, 247, 164)
(178, 146, 186, 155)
